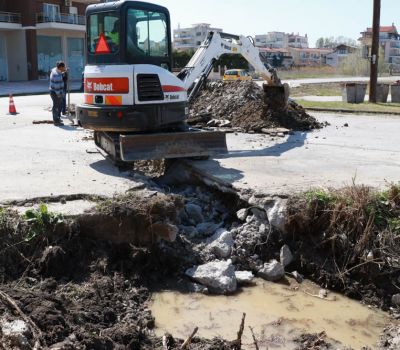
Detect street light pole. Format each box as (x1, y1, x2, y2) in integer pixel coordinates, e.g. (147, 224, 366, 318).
(369, 0, 381, 103)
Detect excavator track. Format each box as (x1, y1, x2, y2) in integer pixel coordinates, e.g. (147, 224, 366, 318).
(94, 129, 227, 164)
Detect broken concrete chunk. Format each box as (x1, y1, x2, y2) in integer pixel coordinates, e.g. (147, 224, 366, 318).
(207, 228, 234, 259)
(196, 222, 221, 237)
(251, 207, 267, 221)
(235, 271, 254, 285)
(280, 244, 293, 267)
(391, 294, 400, 307)
(236, 208, 248, 221)
(185, 259, 237, 294)
(1, 319, 31, 350)
(266, 199, 288, 233)
(291, 271, 304, 283)
(184, 203, 204, 224)
(206, 119, 231, 128)
(258, 260, 285, 282)
(188, 282, 209, 294)
(179, 225, 198, 238)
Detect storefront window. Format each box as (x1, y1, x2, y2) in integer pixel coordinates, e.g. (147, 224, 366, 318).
(0, 35, 7, 81)
(67, 38, 84, 79)
(37, 35, 62, 78)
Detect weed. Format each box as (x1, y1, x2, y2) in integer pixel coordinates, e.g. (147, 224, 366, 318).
(304, 189, 337, 205)
(23, 204, 63, 241)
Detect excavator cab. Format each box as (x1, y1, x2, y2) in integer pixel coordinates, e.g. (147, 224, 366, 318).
(86, 1, 172, 69)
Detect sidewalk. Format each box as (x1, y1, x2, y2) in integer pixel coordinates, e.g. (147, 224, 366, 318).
(299, 95, 393, 102)
(0, 79, 82, 97)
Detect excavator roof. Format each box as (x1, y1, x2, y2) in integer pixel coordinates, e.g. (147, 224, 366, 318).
(86, 0, 169, 16)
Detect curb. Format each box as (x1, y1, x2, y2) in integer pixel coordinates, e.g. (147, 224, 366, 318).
(305, 107, 400, 116)
(0, 89, 82, 98)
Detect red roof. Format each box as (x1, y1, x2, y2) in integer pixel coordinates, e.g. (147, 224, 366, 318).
(365, 25, 397, 33)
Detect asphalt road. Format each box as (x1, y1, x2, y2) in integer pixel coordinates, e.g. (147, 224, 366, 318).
(187, 112, 400, 196)
(0, 93, 398, 201)
(0, 93, 139, 202)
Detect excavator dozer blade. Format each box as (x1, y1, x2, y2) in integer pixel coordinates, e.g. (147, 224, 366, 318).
(119, 129, 227, 161)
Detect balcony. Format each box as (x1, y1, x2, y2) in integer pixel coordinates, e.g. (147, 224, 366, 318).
(71, 0, 100, 2)
(0, 11, 21, 29)
(36, 12, 85, 31)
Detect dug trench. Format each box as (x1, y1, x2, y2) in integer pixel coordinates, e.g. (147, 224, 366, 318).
(1, 164, 400, 350)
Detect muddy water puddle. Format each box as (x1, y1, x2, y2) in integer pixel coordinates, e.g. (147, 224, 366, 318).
(151, 278, 390, 349)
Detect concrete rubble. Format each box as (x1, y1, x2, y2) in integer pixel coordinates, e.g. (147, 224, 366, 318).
(185, 259, 237, 294)
(0, 319, 32, 350)
(235, 271, 254, 285)
(206, 228, 234, 259)
(257, 260, 285, 282)
(280, 244, 294, 267)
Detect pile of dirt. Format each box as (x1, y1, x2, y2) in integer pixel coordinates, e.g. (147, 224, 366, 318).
(189, 81, 323, 132)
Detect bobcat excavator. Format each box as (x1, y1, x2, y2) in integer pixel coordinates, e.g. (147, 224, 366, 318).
(77, 0, 288, 164)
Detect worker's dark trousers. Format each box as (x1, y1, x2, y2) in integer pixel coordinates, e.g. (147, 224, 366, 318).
(50, 92, 62, 122)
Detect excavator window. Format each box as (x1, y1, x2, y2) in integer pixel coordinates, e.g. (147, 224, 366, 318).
(88, 12, 120, 54)
(126, 8, 168, 59)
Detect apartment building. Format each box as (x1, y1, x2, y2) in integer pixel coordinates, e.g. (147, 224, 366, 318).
(258, 48, 293, 68)
(359, 24, 400, 70)
(289, 48, 332, 66)
(255, 32, 288, 49)
(325, 44, 356, 67)
(0, 0, 99, 81)
(288, 33, 309, 49)
(173, 23, 222, 52)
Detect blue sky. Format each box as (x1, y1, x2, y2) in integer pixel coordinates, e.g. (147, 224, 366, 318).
(147, 0, 399, 47)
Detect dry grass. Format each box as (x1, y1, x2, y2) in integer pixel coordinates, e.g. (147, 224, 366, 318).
(287, 184, 400, 277)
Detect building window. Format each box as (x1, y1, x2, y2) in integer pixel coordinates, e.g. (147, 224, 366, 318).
(37, 35, 62, 78)
(43, 3, 60, 22)
(67, 38, 84, 79)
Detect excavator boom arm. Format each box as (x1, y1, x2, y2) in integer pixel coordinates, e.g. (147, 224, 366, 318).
(177, 31, 281, 101)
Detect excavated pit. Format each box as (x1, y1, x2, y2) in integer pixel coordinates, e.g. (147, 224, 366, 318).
(1, 169, 399, 349)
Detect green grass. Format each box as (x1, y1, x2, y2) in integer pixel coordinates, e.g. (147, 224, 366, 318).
(304, 189, 337, 204)
(291, 83, 343, 97)
(295, 99, 400, 114)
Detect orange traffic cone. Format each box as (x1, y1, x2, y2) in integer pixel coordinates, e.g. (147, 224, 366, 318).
(8, 94, 18, 115)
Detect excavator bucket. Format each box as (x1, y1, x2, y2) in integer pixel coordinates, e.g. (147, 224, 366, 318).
(120, 129, 227, 161)
(94, 129, 227, 162)
(262, 83, 290, 111)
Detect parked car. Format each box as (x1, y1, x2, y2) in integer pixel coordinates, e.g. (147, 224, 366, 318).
(223, 69, 252, 81)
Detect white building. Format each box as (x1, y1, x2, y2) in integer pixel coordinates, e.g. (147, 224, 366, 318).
(288, 33, 309, 48)
(359, 24, 400, 70)
(255, 32, 288, 49)
(325, 44, 357, 67)
(173, 23, 222, 51)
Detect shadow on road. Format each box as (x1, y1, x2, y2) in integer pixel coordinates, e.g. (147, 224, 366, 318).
(217, 131, 309, 159)
(89, 159, 132, 179)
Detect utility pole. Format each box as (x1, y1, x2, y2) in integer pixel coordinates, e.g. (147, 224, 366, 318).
(369, 0, 381, 103)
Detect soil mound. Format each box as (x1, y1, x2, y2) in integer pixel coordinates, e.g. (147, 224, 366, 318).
(189, 81, 322, 132)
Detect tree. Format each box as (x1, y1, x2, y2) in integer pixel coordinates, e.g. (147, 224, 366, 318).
(216, 54, 249, 70)
(172, 50, 194, 69)
(315, 37, 325, 48)
(339, 47, 389, 76)
(315, 36, 357, 48)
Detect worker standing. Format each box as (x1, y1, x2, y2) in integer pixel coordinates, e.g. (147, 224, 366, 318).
(49, 61, 66, 126)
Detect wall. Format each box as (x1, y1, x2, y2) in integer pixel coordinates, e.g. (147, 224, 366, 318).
(6, 30, 28, 80)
